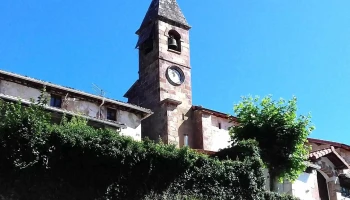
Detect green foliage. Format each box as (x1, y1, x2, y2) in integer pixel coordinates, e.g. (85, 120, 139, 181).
(142, 191, 299, 200)
(230, 95, 314, 186)
(214, 139, 261, 161)
(263, 191, 299, 200)
(0, 99, 298, 200)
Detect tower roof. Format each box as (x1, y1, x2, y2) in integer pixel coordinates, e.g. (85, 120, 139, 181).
(137, 0, 190, 33)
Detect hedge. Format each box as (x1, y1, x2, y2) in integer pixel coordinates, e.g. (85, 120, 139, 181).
(0, 99, 299, 200)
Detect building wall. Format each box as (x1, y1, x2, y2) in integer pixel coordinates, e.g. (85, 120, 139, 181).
(117, 110, 142, 141)
(192, 110, 204, 149)
(201, 113, 232, 151)
(0, 80, 42, 102)
(158, 20, 190, 68)
(0, 80, 142, 141)
(336, 192, 350, 200)
(127, 19, 193, 147)
(338, 148, 350, 165)
(290, 171, 319, 200)
(264, 170, 319, 200)
(158, 20, 193, 147)
(63, 98, 102, 118)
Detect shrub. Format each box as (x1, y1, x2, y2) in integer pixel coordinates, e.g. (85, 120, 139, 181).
(0, 99, 298, 200)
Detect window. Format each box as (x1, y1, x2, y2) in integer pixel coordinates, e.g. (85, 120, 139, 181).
(218, 122, 222, 129)
(50, 94, 62, 108)
(107, 108, 117, 121)
(168, 30, 181, 52)
(143, 37, 153, 55)
(184, 134, 189, 147)
(341, 187, 350, 197)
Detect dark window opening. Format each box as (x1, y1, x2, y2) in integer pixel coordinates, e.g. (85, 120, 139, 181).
(141, 25, 155, 55)
(143, 38, 153, 55)
(107, 108, 117, 121)
(218, 123, 222, 129)
(317, 171, 329, 200)
(168, 30, 181, 52)
(50, 95, 62, 108)
(341, 187, 350, 198)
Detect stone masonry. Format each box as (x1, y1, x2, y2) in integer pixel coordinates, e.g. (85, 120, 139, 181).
(124, 0, 193, 147)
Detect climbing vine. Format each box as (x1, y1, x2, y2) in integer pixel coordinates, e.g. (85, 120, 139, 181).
(0, 97, 298, 200)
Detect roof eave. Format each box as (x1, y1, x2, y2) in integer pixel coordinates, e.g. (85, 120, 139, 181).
(308, 138, 350, 151)
(309, 146, 350, 170)
(192, 105, 237, 121)
(0, 70, 152, 116)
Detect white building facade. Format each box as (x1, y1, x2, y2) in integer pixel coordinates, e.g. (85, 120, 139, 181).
(0, 70, 152, 141)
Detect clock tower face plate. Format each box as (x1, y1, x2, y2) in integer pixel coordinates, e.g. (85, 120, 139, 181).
(166, 66, 185, 86)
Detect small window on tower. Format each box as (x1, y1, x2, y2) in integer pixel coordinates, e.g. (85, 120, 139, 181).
(168, 30, 181, 52)
(141, 25, 155, 55)
(143, 38, 153, 55)
(107, 108, 117, 121)
(50, 94, 62, 108)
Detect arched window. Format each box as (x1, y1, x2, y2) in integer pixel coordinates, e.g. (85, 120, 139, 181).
(168, 30, 181, 52)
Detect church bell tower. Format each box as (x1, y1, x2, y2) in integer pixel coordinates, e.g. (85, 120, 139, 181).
(124, 0, 193, 147)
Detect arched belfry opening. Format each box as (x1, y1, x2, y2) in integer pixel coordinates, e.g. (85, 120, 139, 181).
(168, 30, 181, 52)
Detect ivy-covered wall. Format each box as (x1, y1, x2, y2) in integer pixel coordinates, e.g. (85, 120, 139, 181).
(0, 99, 299, 200)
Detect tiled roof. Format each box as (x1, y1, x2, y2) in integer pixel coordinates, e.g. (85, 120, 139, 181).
(309, 146, 350, 169)
(308, 138, 350, 150)
(309, 147, 333, 160)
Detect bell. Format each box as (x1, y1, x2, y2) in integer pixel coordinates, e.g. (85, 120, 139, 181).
(168, 37, 178, 49)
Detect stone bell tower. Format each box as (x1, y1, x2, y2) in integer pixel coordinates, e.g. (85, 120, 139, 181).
(124, 0, 193, 147)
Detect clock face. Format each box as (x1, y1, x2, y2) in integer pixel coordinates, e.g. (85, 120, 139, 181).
(166, 66, 184, 86)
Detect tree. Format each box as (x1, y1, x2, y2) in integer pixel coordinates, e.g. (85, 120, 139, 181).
(230, 95, 315, 192)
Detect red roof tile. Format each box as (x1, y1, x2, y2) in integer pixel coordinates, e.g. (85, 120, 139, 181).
(309, 148, 332, 160)
(309, 146, 350, 170)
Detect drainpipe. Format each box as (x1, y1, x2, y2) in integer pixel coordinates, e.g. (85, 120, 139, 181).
(99, 98, 105, 119)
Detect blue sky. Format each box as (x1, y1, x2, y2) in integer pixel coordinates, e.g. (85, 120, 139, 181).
(1, 0, 350, 143)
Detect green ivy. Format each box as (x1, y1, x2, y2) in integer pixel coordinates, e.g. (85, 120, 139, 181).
(0, 99, 298, 200)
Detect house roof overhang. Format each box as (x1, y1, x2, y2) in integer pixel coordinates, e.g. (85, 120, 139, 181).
(309, 146, 350, 170)
(308, 138, 350, 151)
(192, 105, 238, 122)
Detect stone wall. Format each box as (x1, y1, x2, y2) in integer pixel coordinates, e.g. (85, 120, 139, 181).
(0, 80, 42, 102)
(290, 171, 319, 200)
(127, 19, 193, 147)
(201, 114, 231, 152)
(192, 110, 204, 149)
(191, 110, 232, 151)
(338, 148, 350, 165)
(158, 20, 190, 67)
(158, 20, 193, 147)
